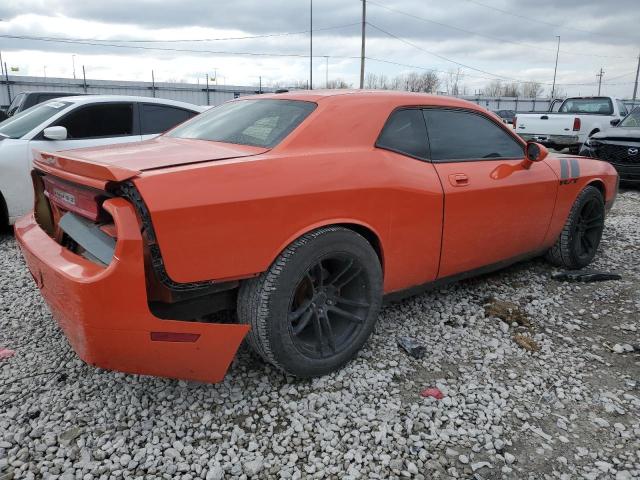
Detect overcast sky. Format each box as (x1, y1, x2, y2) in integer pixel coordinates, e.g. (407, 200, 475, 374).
(0, 0, 639, 97)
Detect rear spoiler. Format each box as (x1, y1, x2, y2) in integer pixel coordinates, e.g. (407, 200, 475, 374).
(33, 150, 141, 187)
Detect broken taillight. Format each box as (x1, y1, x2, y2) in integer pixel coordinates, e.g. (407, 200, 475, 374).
(43, 176, 107, 222)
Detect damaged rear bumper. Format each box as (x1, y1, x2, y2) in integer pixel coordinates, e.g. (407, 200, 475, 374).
(14, 198, 249, 383)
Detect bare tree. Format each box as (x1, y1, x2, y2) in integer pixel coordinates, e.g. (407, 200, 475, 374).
(522, 81, 543, 98)
(444, 68, 463, 96)
(326, 78, 352, 89)
(502, 81, 521, 97)
(364, 72, 390, 89)
(400, 71, 440, 93)
(483, 79, 503, 97)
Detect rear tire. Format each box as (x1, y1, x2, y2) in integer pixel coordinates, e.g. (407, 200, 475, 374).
(237, 226, 383, 378)
(546, 186, 605, 269)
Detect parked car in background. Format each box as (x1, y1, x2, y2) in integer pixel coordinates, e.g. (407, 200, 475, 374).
(494, 109, 516, 125)
(515, 96, 629, 153)
(15, 91, 618, 383)
(0, 95, 204, 226)
(2, 91, 81, 119)
(580, 107, 640, 183)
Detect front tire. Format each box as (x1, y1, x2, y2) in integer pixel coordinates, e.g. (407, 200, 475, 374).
(238, 227, 383, 378)
(546, 185, 605, 269)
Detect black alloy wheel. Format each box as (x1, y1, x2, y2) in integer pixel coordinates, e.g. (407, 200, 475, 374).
(238, 226, 383, 377)
(546, 185, 605, 269)
(288, 255, 372, 359)
(572, 196, 605, 263)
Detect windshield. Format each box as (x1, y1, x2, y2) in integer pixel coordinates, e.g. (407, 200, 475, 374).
(0, 100, 72, 139)
(559, 97, 613, 115)
(168, 99, 316, 148)
(620, 108, 640, 128)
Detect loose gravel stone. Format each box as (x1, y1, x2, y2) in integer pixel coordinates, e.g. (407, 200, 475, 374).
(1, 189, 639, 479)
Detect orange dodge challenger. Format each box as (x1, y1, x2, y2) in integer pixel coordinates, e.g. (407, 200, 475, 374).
(15, 91, 618, 383)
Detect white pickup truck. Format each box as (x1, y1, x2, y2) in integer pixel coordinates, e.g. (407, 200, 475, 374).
(515, 96, 630, 153)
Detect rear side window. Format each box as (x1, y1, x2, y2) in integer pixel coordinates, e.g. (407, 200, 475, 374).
(169, 99, 316, 148)
(423, 109, 523, 161)
(376, 109, 429, 159)
(141, 104, 197, 134)
(559, 98, 613, 115)
(54, 103, 134, 139)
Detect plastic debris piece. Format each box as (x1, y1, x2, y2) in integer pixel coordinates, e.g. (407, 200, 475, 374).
(397, 336, 427, 359)
(551, 270, 622, 282)
(420, 387, 444, 400)
(0, 348, 15, 360)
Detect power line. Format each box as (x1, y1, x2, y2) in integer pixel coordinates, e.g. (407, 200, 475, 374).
(367, 22, 518, 81)
(367, 0, 634, 60)
(365, 56, 636, 87)
(464, 0, 632, 41)
(367, 23, 636, 87)
(0, 33, 362, 60)
(0, 23, 360, 44)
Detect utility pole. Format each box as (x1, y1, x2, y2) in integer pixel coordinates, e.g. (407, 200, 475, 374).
(325, 56, 329, 88)
(551, 35, 560, 99)
(309, 0, 313, 90)
(3, 61, 11, 104)
(633, 52, 640, 102)
(151, 70, 156, 97)
(596, 67, 604, 95)
(82, 65, 87, 93)
(205, 74, 210, 105)
(72, 55, 76, 79)
(360, 0, 366, 89)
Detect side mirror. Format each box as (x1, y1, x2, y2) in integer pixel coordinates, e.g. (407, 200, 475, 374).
(610, 118, 621, 126)
(525, 141, 548, 163)
(43, 126, 68, 140)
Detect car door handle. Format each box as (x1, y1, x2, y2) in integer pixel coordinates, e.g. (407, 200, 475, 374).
(449, 173, 469, 187)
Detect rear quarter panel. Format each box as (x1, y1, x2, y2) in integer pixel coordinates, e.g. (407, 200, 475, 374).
(133, 149, 444, 294)
(542, 155, 618, 247)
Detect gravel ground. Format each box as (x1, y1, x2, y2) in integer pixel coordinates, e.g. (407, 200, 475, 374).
(1, 190, 639, 480)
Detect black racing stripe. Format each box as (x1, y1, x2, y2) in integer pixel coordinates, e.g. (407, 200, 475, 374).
(560, 158, 569, 180)
(570, 158, 580, 178)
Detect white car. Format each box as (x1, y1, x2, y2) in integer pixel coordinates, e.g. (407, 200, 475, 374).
(0, 95, 205, 226)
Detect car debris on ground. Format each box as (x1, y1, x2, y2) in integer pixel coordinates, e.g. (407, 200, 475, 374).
(397, 336, 427, 359)
(551, 270, 622, 282)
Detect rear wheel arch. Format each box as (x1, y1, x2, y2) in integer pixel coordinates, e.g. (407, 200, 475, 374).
(272, 221, 385, 276)
(588, 128, 600, 137)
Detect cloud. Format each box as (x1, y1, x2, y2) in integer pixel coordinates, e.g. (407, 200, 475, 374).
(0, 0, 638, 97)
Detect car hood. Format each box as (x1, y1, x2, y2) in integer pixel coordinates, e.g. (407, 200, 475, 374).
(591, 128, 640, 142)
(33, 136, 270, 182)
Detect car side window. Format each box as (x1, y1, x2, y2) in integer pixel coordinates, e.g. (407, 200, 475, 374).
(616, 100, 628, 117)
(6, 93, 25, 116)
(376, 109, 429, 159)
(423, 109, 523, 161)
(54, 103, 134, 139)
(140, 104, 197, 135)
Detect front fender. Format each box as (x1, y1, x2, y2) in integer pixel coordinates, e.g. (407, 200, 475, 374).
(541, 155, 618, 247)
